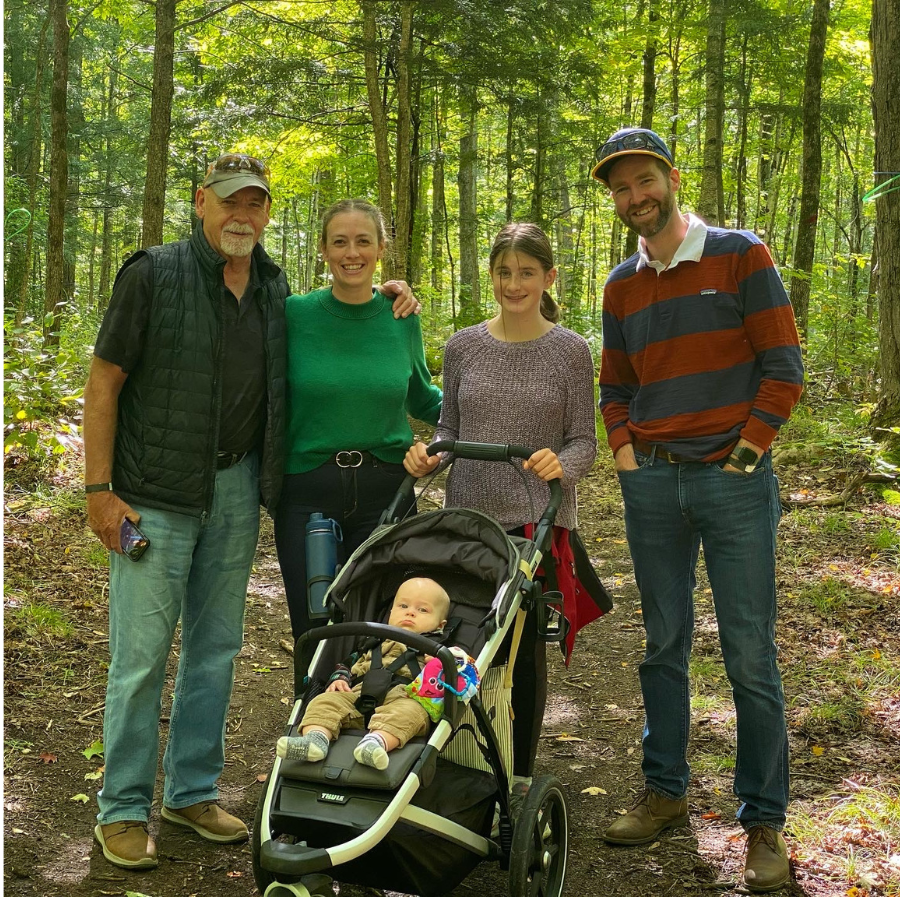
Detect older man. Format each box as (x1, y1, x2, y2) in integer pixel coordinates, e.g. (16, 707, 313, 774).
(594, 129, 804, 892)
(84, 154, 415, 869)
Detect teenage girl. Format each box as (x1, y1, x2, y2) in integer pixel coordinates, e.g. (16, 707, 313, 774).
(404, 222, 600, 792)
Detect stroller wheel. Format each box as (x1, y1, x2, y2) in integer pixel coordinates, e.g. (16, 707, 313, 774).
(252, 774, 335, 897)
(508, 775, 568, 897)
(262, 874, 334, 897)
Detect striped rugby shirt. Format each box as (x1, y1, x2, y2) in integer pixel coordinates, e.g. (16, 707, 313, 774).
(599, 215, 804, 461)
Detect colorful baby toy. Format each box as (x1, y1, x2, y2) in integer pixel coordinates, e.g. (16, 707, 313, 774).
(405, 647, 480, 722)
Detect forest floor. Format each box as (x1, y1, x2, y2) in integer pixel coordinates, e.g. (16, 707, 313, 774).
(4, 439, 900, 899)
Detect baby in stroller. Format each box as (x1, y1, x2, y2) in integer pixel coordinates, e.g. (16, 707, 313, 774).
(276, 577, 450, 771)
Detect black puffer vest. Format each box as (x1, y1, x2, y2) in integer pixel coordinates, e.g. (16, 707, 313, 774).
(112, 222, 288, 516)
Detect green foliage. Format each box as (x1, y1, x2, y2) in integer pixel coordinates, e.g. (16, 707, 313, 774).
(3, 311, 90, 470)
(9, 602, 74, 640)
(799, 576, 853, 616)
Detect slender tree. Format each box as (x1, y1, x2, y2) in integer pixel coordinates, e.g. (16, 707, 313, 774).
(140, 0, 176, 248)
(869, 0, 900, 436)
(697, 0, 725, 224)
(789, 0, 830, 339)
(43, 0, 69, 347)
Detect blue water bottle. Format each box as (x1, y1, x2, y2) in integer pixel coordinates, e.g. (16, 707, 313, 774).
(305, 513, 342, 619)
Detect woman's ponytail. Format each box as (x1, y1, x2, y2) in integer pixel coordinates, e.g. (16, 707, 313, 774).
(540, 290, 560, 323)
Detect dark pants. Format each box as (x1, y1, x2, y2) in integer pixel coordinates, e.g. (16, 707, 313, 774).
(506, 525, 547, 778)
(275, 461, 411, 640)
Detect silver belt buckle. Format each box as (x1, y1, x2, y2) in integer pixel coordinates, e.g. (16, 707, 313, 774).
(336, 450, 363, 468)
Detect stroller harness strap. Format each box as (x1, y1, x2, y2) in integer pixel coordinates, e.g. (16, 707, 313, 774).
(355, 644, 423, 723)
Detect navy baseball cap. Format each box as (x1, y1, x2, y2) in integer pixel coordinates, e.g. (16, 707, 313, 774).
(591, 128, 674, 185)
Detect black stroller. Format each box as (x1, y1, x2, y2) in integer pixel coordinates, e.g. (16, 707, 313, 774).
(253, 442, 571, 897)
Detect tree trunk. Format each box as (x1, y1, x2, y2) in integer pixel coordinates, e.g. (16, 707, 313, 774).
(98, 63, 117, 309)
(735, 36, 751, 229)
(697, 0, 725, 225)
(869, 0, 900, 437)
(553, 153, 576, 310)
(458, 85, 480, 324)
(87, 209, 99, 307)
(789, 0, 830, 340)
(362, 0, 394, 279)
(391, 1, 414, 281)
(431, 97, 445, 301)
(530, 105, 545, 228)
(64, 36, 83, 308)
(10, 15, 50, 324)
(141, 0, 175, 248)
(43, 0, 69, 348)
(624, 0, 659, 259)
(505, 99, 515, 222)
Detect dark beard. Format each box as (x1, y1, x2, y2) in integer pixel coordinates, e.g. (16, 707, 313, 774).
(619, 190, 675, 239)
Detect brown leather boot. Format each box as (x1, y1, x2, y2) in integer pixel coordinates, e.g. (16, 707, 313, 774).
(744, 825, 790, 891)
(603, 788, 689, 845)
(94, 821, 158, 869)
(161, 801, 248, 843)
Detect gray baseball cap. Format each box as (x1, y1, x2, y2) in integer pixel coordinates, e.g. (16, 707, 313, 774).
(203, 153, 271, 198)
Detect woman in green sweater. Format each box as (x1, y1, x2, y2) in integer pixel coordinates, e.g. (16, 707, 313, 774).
(276, 199, 442, 640)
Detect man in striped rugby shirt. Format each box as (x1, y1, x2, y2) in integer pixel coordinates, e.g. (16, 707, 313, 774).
(594, 128, 803, 892)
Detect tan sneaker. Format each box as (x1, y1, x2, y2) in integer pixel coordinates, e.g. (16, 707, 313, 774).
(744, 825, 790, 891)
(603, 788, 689, 845)
(161, 801, 248, 844)
(94, 821, 158, 869)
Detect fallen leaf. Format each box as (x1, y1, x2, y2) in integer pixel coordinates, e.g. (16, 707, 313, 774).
(256, 773, 267, 783)
(84, 770, 103, 781)
(604, 704, 618, 710)
(82, 739, 104, 760)
(555, 734, 585, 742)
(811, 745, 825, 756)
(569, 764, 588, 771)
(39, 752, 58, 764)
(581, 786, 608, 795)
(616, 808, 628, 815)
(227, 871, 243, 878)
(626, 747, 634, 755)
(701, 811, 721, 820)
(12, 828, 25, 834)
(648, 841, 660, 850)
(70, 794, 90, 804)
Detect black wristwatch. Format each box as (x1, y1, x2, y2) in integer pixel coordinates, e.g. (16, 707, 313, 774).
(727, 446, 760, 473)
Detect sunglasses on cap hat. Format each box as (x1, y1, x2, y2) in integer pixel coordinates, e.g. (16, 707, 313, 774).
(205, 153, 271, 182)
(590, 129, 674, 184)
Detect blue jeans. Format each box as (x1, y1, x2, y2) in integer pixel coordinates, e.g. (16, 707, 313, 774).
(97, 453, 260, 824)
(617, 450, 788, 830)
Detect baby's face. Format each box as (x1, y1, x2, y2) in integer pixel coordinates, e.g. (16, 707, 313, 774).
(388, 585, 447, 634)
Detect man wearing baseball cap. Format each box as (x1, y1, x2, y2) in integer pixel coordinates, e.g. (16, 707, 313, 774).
(83, 153, 418, 869)
(594, 128, 803, 891)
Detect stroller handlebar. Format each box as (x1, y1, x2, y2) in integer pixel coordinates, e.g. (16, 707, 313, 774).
(298, 622, 460, 721)
(380, 440, 563, 527)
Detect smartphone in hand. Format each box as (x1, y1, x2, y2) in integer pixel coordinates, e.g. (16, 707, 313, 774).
(121, 518, 150, 561)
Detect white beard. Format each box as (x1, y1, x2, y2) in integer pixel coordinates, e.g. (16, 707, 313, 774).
(220, 230, 255, 257)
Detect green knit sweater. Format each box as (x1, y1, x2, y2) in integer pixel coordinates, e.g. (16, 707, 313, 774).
(284, 288, 442, 474)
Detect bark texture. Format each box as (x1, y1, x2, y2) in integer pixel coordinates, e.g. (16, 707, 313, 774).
(870, 0, 900, 437)
(140, 0, 176, 249)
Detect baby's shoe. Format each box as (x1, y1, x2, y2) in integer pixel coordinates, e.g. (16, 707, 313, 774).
(353, 734, 389, 770)
(276, 730, 329, 762)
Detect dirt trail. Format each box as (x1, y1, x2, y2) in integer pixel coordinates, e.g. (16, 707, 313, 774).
(5, 457, 858, 897)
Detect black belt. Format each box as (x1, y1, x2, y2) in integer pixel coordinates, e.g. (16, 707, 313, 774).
(217, 451, 248, 470)
(633, 439, 697, 464)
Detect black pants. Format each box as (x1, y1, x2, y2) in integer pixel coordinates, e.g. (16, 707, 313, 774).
(506, 525, 547, 778)
(275, 462, 411, 640)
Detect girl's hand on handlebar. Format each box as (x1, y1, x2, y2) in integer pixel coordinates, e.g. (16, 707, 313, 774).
(523, 448, 563, 482)
(404, 441, 440, 477)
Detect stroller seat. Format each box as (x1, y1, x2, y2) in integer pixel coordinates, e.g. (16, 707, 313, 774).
(277, 732, 430, 792)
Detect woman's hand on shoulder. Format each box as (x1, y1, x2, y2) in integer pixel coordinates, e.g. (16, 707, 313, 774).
(379, 280, 422, 319)
(404, 441, 440, 477)
(523, 448, 564, 482)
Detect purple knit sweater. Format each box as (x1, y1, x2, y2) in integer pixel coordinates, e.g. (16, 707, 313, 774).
(436, 322, 597, 530)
